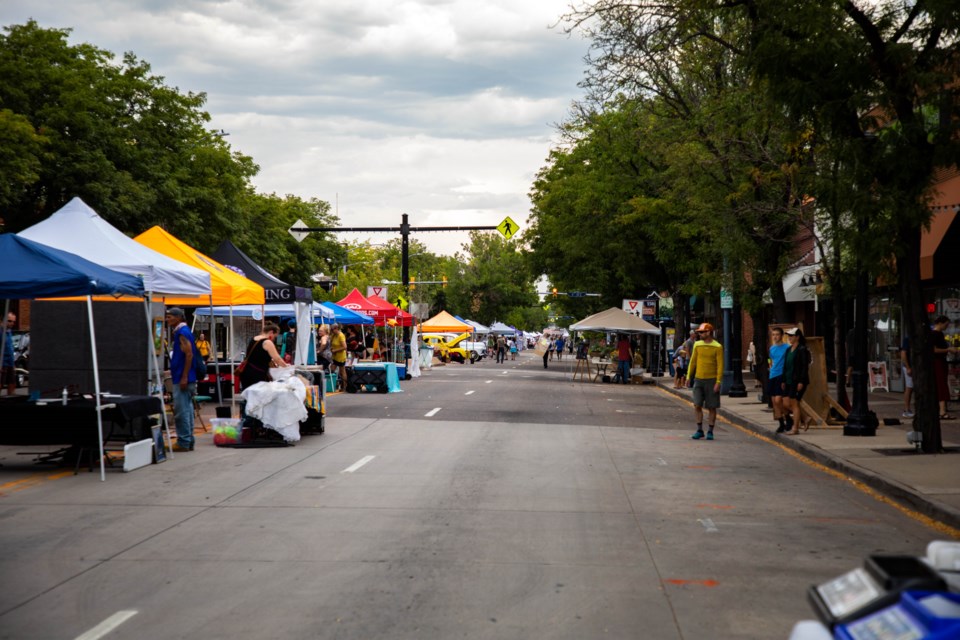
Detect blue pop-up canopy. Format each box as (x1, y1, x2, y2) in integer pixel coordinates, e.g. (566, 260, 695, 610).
(0, 234, 144, 299)
(0, 233, 146, 483)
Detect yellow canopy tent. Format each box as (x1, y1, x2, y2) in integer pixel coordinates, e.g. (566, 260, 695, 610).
(134, 227, 265, 306)
(421, 310, 473, 333)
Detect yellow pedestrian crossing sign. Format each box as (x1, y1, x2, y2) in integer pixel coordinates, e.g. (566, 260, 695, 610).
(497, 216, 519, 239)
(395, 294, 409, 310)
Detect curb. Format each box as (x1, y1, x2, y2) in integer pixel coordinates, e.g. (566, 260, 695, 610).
(655, 382, 960, 533)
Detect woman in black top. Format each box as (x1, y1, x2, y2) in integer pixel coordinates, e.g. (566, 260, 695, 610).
(239, 322, 287, 390)
(783, 327, 812, 434)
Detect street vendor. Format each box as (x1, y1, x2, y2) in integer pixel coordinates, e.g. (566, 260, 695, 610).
(239, 322, 288, 390)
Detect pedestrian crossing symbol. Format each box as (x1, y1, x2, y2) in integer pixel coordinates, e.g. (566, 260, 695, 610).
(497, 216, 519, 239)
(395, 294, 409, 310)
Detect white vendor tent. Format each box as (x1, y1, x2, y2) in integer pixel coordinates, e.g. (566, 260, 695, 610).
(19, 197, 212, 296)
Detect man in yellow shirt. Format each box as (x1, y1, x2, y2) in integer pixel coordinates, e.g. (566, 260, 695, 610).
(686, 322, 724, 440)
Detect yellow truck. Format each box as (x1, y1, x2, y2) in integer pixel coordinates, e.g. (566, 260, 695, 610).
(422, 332, 482, 364)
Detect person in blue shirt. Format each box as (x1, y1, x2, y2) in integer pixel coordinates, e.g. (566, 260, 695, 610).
(165, 307, 198, 451)
(768, 326, 791, 433)
(2, 312, 15, 396)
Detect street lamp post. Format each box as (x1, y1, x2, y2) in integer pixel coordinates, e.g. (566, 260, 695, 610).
(845, 216, 878, 436)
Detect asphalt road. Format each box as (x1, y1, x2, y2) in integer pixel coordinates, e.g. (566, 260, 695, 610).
(0, 351, 942, 639)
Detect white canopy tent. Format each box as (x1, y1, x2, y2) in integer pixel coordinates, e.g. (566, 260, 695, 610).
(464, 319, 491, 335)
(570, 307, 660, 334)
(19, 197, 211, 296)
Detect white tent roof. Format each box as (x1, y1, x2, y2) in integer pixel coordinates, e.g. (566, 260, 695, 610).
(570, 307, 660, 334)
(464, 319, 491, 334)
(19, 197, 211, 296)
(489, 321, 518, 335)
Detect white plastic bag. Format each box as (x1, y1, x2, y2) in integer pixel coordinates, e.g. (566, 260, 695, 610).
(241, 375, 307, 442)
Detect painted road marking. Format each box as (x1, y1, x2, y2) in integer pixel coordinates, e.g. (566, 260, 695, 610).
(464, 390, 475, 395)
(663, 579, 719, 588)
(656, 457, 668, 466)
(0, 470, 75, 496)
(75, 610, 138, 640)
(342, 455, 376, 474)
(485, 380, 492, 384)
(698, 518, 719, 533)
(425, 407, 442, 417)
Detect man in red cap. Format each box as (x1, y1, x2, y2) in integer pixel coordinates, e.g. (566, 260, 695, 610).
(687, 322, 724, 440)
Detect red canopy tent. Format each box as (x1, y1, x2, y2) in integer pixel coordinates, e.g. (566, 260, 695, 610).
(336, 288, 413, 326)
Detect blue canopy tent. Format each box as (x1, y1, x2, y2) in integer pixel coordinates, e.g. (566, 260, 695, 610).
(0, 234, 145, 481)
(193, 302, 372, 325)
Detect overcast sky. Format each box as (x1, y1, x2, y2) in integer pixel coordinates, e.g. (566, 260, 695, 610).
(2, 1, 589, 255)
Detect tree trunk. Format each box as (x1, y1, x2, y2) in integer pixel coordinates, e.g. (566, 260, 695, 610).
(898, 226, 941, 453)
(770, 279, 790, 323)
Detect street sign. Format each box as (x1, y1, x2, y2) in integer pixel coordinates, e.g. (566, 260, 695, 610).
(395, 294, 409, 310)
(497, 216, 519, 239)
(622, 299, 642, 316)
(367, 285, 388, 301)
(568, 291, 586, 298)
(721, 289, 734, 309)
(288, 218, 309, 243)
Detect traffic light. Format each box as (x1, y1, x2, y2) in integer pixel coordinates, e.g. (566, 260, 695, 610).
(442, 275, 447, 288)
(552, 287, 558, 298)
(410, 276, 416, 291)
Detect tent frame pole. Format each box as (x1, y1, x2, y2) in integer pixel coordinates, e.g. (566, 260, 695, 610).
(144, 296, 174, 459)
(86, 296, 107, 481)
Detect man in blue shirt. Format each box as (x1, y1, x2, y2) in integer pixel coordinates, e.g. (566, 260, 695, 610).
(2, 312, 15, 396)
(768, 326, 791, 433)
(165, 307, 198, 451)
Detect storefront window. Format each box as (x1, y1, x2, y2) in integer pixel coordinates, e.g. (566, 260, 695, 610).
(935, 288, 960, 401)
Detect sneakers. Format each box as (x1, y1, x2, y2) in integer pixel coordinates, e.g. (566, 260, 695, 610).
(691, 430, 704, 440)
(172, 443, 194, 452)
(902, 411, 914, 418)
(706, 432, 714, 440)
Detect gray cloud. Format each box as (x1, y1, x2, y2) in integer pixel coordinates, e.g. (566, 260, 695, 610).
(2, 0, 587, 254)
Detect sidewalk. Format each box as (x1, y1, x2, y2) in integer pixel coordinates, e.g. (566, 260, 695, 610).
(656, 374, 960, 534)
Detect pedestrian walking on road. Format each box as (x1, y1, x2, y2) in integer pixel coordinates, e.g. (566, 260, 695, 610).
(768, 327, 791, 433)
(783, 327, 813, 434)
(496, 335, 507, 364)
(687, 322, 723, 440)
(555, 336, 565, 361)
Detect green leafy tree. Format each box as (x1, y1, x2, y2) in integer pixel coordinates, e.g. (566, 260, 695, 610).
(447, 232, 539, 326)
(0, 21, 258, 246)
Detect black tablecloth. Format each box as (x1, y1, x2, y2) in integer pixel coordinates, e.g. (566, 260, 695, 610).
(0, 395, 162, 447)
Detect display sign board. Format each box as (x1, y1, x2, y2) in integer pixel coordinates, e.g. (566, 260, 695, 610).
(622, 299, 642, 316)
(720, 289, 733, 309)
(367, 285, 388, 301)
(497, 216, 519, 239)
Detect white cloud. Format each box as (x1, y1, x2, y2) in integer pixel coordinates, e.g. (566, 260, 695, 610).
(1, 0, 588, 255)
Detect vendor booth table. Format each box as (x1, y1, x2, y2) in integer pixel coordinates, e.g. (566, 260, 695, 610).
(346, 362, 403, 394)
(0, 394, 162, 470)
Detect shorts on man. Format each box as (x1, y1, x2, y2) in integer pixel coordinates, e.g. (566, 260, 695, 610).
(692, 378, 720, 409)
(767, 375, 786, 397)
(902, 367, 913, 389)
(786, 383, 807, 401)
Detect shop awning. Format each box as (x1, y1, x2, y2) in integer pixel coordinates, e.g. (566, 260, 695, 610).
(923, 170, 960, 280)
(134, 227, 265, 306)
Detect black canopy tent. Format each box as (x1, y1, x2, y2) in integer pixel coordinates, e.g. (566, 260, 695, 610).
(211, 240, 313, 304)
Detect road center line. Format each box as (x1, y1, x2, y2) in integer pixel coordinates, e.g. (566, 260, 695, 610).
(75, 610, 138, 640)
(656, 457, 668, 466)
(342, 455, 376, 473)
(464, 390, 475, 395)
(485, 380, 492, 384)
(698, 518, 719, 533)
(425, 407, 442, 417)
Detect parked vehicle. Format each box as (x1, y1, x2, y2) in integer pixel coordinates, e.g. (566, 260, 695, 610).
(422, 332, 481, 364)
